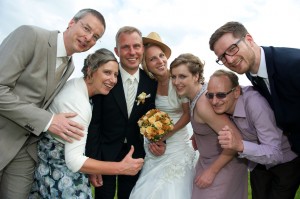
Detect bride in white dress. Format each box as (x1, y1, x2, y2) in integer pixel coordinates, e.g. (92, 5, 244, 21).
(129, 32, 196, 199)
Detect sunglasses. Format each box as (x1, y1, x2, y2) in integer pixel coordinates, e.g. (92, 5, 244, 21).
(205, 87, 236, 99)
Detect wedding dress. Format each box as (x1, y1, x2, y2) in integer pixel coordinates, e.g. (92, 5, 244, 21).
(130, 81, 196, 199)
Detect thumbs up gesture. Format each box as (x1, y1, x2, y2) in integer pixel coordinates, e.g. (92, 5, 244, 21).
(119, 145, 144, 175)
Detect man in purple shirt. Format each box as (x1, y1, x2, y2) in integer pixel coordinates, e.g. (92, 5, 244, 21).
(206, 69, 300, 199)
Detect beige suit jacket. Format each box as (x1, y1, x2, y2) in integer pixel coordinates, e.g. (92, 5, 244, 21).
(0, 25, 74, 169)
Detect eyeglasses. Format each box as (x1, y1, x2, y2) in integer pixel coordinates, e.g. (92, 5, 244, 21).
(216, 37, 245, 65)
(205, 87, 236, 99)
(79, 21, 100, 42)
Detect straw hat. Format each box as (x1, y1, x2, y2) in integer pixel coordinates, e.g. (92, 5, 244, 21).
(143, 32, 171, 59)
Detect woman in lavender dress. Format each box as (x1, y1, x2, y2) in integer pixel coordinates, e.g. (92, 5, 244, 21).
(170, 53, 248, 199)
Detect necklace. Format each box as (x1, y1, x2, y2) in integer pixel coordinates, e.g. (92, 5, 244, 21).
(189, 83, 207, 116)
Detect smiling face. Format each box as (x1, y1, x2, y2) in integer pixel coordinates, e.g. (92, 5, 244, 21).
(88, 61, 119, 96)
(170, 64, 199, 99)
(64, 14, 105, 55)
(144, 45, 168, 78)
(207, 75, 239, 115)
(213, 33, 257, 74)
(114, 31, 144, 75)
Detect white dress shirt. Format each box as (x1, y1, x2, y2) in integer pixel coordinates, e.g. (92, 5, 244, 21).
(119, 65, 139, 103)
(249, 47, 271, 92)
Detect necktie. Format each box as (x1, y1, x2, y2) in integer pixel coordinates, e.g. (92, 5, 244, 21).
(126, 77, 136, 117)
(252, 76, 273, 107)
(55, 57, 68, 85)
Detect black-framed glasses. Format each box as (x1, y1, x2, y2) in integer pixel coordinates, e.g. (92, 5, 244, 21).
(205, 87, 236, 100)
(79, 21, 100, 42)
(216, 37, 245, 65)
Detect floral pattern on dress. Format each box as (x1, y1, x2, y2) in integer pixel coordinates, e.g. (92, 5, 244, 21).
(29, 133, 92, 199)
(144, 140, 196, 182)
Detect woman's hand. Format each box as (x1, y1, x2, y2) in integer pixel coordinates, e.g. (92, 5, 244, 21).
(148, 140, 166, 156)
(89, 174, 103, 187)
(194, 167, 217, 188)
(119, 145, 144, 175)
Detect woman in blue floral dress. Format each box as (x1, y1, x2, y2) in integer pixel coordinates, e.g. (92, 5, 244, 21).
(29, 48, 144, 199)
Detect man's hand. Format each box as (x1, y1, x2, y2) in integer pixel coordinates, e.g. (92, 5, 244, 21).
(119, 146, 144, 175)
(148, 140, 166, 156)
(89, 174, 103, 187)
(218, 125, 243, 152)
(48, 113, 84, 143)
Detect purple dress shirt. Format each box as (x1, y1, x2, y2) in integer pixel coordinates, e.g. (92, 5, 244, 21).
(231, 86, 297, 171)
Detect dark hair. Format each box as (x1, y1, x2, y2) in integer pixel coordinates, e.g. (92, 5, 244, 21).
(73, 8, 106, 30)
(81, 48, 118, 79)
(209, 21, 248, 51)
(210, 69, 240, 89)
(115, 26, 142, 47)
(170, 53, 205, 84)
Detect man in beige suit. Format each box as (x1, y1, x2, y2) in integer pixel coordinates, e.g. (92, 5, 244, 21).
(0, 8, 106, 199)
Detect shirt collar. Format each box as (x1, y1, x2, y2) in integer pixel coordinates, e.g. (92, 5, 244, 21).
(232, 89, 247, 118)
(249, 47, 268, 78)
(119, 65, 140, 83)
(57, 32, 69, 59)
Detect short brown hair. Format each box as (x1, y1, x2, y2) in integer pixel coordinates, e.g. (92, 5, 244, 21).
(170, 53, 205, 84)
(209, 21, 248, 51)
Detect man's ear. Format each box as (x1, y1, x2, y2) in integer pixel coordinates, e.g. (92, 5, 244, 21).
(114, 47, 119, 57)
(234, 86, 241, 98)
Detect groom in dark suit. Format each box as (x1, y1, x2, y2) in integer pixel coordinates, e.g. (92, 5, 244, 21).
(0, 9, 106, 199)
(87, 26, 162, 199)
(209, 21, 300, 198)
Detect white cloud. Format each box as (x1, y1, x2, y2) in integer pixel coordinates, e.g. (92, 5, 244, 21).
(1, 0, 300, 86)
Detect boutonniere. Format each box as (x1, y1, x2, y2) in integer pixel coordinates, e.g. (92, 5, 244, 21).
(136, 92, 151, 105)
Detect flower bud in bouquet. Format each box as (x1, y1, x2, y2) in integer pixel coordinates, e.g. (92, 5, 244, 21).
(137, 109, 174, 142)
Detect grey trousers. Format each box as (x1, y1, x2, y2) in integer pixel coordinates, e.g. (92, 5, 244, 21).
(0, 141, 36, 199)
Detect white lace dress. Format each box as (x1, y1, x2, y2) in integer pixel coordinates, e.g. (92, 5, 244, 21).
(130, 81, 196, 199)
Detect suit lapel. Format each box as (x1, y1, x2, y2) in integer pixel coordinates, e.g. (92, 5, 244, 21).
(112, 74, 128, 118)
(42, 32, 57, 108)
(247, 46, 274, 108)
(262, 47, 275, 92)
(42, 58, 74, 109)
(59, 58, 74, 86)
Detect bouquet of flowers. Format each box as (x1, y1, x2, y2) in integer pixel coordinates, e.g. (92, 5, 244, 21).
(137, 109, 174, 142)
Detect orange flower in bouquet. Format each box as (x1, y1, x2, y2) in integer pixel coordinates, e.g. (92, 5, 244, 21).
(137, 109, 174, 142)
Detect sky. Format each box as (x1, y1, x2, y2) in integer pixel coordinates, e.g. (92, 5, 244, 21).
(1, 0, 300, 86)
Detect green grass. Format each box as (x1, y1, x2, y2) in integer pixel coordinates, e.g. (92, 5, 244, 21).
(91, 184, 118, 199)
(92, 173, 300, 199)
